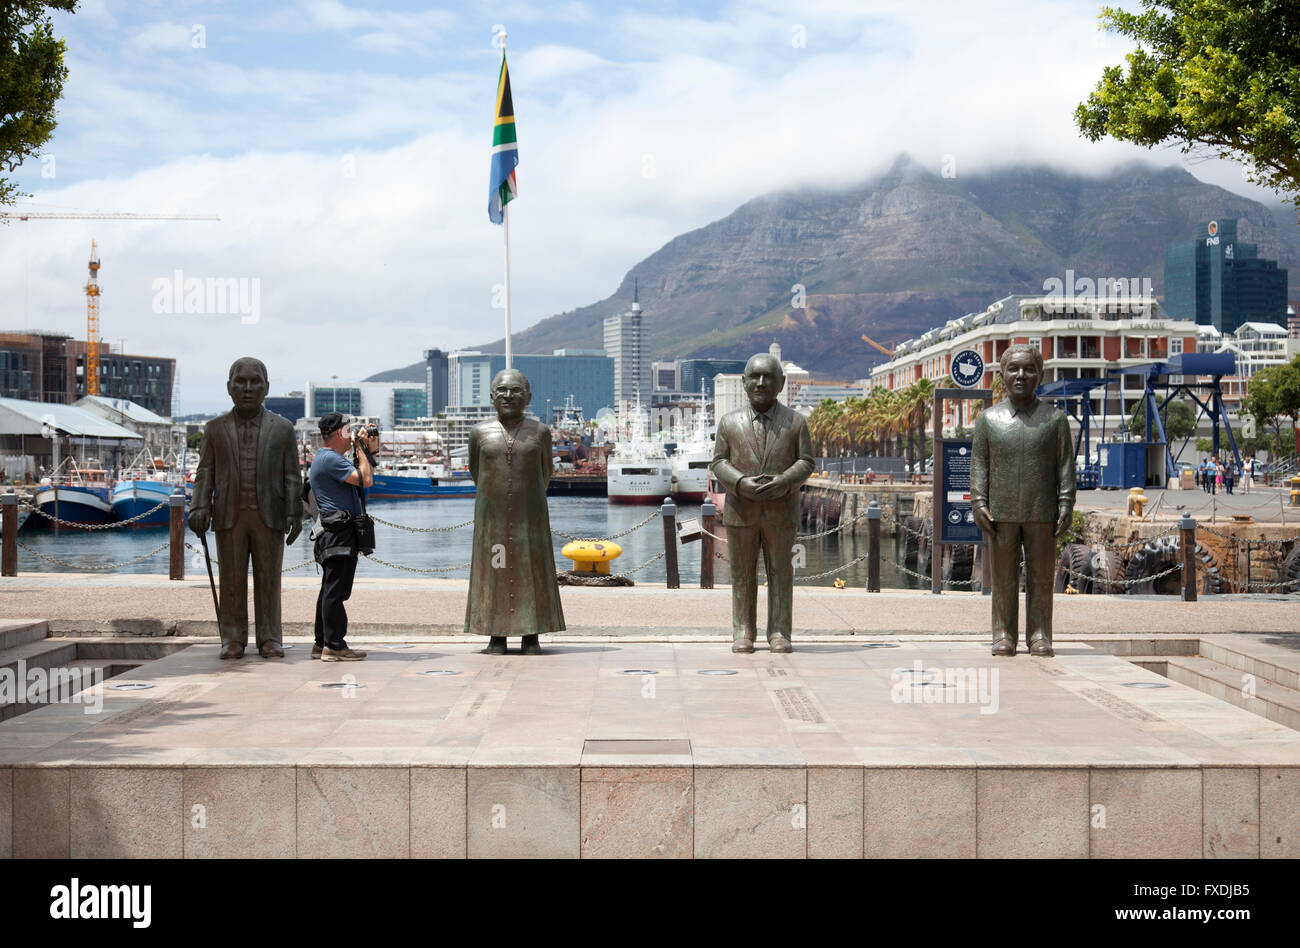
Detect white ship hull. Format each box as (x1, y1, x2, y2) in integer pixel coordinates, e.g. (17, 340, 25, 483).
(607, 462, 672, 505)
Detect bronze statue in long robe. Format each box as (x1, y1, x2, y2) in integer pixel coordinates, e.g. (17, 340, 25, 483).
(463, 370, 565, 651)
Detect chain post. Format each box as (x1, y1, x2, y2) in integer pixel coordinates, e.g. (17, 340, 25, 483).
(700, 500, 716, 589)
(168, 489, 185, 580)
(2, 490, 16, 577)
(1179, 514, 1197, 602)
(866, 500, 881, 593)
(661, 497, 679, 589)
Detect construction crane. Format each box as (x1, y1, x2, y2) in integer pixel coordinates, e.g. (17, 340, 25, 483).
(861, 332, 895, 359)
(85, 241, 101, 393)
(1, 208, 219, 396)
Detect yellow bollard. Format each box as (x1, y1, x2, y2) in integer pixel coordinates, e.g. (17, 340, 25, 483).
(1127, 486, 1147, 517)
(1290, 475, 1300, 507)
(561, 540, 623, 575)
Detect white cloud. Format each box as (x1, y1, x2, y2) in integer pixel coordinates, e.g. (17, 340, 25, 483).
(4, 0, 1289, 414)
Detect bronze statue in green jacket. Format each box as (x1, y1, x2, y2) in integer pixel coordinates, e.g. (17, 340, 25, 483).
(711, 353, 815, 653)
(971, 344, 1075, 657)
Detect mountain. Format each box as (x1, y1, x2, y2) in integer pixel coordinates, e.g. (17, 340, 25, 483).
(364, 362, 425, 383)
(462, 155, 1300, 380)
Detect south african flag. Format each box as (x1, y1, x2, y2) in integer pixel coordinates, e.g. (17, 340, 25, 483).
(488, 51, 517, 225)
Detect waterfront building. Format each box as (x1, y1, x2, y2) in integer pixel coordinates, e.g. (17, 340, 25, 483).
(0, 331, 176, 417)
(74, 395, 183, 461)
(0, 397, 141, 479)
(264, 392, 306, 424)
(447, 349, 613, 423)
(680, 359, 746, 399)
(1288, 303, 1299, 339)
(304, 381, 427, 428)
(603, 299, 648, 410)
(1197, 321, 1300, 419)
(1164, 219, 1289, 335)
(423, 348, 449, 416)
(869, 294, 1201, 436)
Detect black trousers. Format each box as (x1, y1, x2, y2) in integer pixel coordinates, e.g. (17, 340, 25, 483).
(314, 554, 358, 650)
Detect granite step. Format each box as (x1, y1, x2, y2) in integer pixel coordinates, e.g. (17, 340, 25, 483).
(0, 658, 141, 721)
(1153, 655, 1300, 732)
(1197, 634, 1300, 692)
(0, 619, 48, 651)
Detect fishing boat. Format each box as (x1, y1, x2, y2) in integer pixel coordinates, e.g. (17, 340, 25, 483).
(606, 399, 672, 504)
(110, 450, 188, 525)
(368, 459, 476, 499)
(670, 401, 713, 503)
(33, 463, 114, 527)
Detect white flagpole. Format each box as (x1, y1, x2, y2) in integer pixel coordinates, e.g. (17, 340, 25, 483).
(504, 201, 513, 370)
(500, 29, 513, 370)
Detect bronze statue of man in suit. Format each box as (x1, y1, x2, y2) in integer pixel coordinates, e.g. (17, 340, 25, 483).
(188, 357, 303, 659)
(971, 344, 1075, 657)
(711, 353, 815, 653)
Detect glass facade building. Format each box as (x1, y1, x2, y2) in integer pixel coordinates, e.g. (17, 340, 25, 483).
(448, 350, 614, 422)
(679, 359, 747, 398)
(1164, 219, 1288, 335)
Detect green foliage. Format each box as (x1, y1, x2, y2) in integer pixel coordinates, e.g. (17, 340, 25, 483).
(1126, 395, 1197, 441)
(1075, 0, 1300, 214)
(0, 1, 75, 206)
(1242, 354, 1300, 455)
(186, 431, 203, 451)
(1056, 509, 1090, 559)
(1194, 437, 1214, 454)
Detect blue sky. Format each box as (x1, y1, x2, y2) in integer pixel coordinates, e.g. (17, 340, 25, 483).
(2, 0, 1280, 413)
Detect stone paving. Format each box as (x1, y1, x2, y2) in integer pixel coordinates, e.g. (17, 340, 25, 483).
(1, 636, 1297, 858)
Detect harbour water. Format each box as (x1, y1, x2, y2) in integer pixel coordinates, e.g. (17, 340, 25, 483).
(17, 495, 923, 588)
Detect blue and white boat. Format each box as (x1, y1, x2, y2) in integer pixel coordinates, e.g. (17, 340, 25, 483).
(368, 461, 475, 499)
(33, 481, 114, 526)
(111, 478, 185, 525)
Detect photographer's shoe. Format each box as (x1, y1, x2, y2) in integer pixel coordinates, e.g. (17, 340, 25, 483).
(483, 637, 507, 655)
(311, 645, 323, 660)
(321, 647, 367, 662)
(520, 635, 542, 655)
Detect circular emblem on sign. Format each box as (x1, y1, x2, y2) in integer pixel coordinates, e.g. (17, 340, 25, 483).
(948, 510, 962, 524)
(1208, 220, 1218, 236)
(950, 349, 984, 388)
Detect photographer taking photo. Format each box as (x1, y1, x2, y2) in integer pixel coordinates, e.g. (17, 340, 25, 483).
(308, 412, 377, 662)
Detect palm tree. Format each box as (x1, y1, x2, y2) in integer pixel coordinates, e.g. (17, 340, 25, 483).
(909, 378, 936, 468)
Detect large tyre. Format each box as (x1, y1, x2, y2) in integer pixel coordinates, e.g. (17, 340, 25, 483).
(1089, 548, 1125, 594)
(902, 516, 923, 570)
(1054, 543, 1091, 593)
(1279, 544, 1300, 593)
(944, 543, 975, 588)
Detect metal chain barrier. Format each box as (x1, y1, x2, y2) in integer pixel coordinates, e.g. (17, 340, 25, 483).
(1058, 562, 1183, 589)
(363, 555, 473, 575)
(794, 552, 872, 583)
(21, 498, 168, 530)
(368, 515, 475, 533)
(18, 539, 170, 571)
(552, 509, 660, 543)
(796, 510, 873, 540)
(614, 550, 665, 577)
(184, 541, 316, 573)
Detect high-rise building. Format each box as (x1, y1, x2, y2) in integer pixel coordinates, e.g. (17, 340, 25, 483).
(447, 349, 614, 422)
(1164, 219, 1289, 335)
(679, 359, 747, 398)
(265, 392, 306, 424)
(603, 297, 648, 409)
(423, 348, 449, 416)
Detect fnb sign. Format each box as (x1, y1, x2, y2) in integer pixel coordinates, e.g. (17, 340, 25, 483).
(1206, 220, 1220, 246)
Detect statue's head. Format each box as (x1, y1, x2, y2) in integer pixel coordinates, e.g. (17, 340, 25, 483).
(999, 344, 1043, 406)
(742, 353, 785, 413)
(490, 368, 531, 422)
(227, 357, 269, 415)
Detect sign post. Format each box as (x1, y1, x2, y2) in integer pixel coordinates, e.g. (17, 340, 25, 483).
(931, 369, 992, 595)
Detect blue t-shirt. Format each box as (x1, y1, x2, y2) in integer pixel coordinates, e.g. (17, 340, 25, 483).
(309, 448, 361, 517)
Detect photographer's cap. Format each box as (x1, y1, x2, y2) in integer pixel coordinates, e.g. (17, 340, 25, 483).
(319, 412, 349, 437)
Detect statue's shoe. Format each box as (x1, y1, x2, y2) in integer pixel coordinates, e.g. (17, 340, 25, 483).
(483, 637, 507, 655)
(219, 642, 245, 660)
(991, 637, 1016, 657)
(731, 638, 755, 654)
(768, 635, 793, 654)
(1029, 637, 1055, 657)
(259, 643, 285, 659)
(521, 635, 543, 655)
